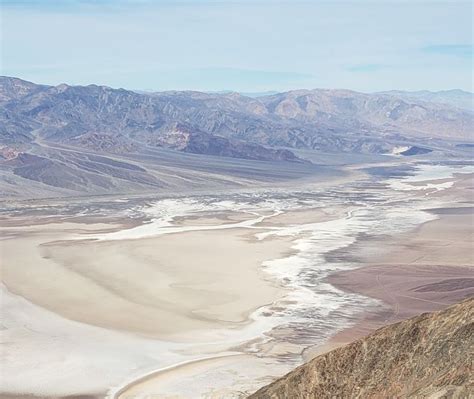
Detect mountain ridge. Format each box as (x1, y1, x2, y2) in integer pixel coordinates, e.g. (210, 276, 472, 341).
(1, 76, 473, 198)
(2, 76, 473, 160)
(377, 89, 473, 110)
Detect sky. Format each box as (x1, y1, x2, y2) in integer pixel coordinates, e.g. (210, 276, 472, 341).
(1, 0, 473, 93)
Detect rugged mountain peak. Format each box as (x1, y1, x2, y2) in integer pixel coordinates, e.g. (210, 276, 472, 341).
(0, 76, 47, 104)
(54, 83, 70, 92)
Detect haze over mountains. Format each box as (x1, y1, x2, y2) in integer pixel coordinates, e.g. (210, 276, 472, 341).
(1, 76, 472, 198)
(378, 89, 473, 111)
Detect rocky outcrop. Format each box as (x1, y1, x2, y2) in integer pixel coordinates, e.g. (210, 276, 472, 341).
(249, 298, 473, 399)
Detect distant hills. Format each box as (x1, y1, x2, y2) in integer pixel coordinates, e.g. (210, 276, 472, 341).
(0, 76, 472, 198)
(2, 76, 473, 154)
(249, 298, 474, 399)
(378, 89, 473, 111)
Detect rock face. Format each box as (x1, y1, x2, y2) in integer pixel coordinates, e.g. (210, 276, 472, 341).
(249, 298, 473, 399)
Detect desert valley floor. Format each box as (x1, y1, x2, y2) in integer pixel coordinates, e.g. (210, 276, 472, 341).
(1, 160, 473, 399)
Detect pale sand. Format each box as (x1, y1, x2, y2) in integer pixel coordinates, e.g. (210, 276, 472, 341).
(173, 211, 257, 226)
(256, 206, 346, 227)
(172, 207, 342, 229)
(0, 282, 188, 398)
(3, 170, 472, 398)
(1, 224, 294, 339)
(114, 353, 293, 399)
(0, 214, 301, 398)
(2, 206, 343, 398)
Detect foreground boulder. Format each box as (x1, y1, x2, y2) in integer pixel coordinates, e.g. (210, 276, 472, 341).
(249, 297, 473, 399)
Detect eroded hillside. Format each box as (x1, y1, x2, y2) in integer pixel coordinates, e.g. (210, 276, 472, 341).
(249, 298, 473, 399)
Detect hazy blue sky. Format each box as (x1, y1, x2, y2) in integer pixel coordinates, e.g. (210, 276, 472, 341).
(1, 0, 472, 92)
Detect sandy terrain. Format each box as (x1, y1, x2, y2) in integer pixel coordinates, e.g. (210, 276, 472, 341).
(1, 223, 296, 340)
(117, 203, 474, 398)
(2, 166, 472, 398)
(1, 203, 347, 398)
(113, 352, 302, 399)
(256, 206, 347, 227)
(309, 207, 474, 358)
(0, 215, 295, 397)
(302, 172, 474, 357)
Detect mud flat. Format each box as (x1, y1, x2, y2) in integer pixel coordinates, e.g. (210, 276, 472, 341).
(311, 174, 474, 358)
(2, 163, 473, 398)
(0, 203, 335, 398)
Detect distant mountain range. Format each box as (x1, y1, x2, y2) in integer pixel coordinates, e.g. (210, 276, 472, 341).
(0, 76, 472, 198)
(2, 76, 472, 155)
(378, 89, 473, 111)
